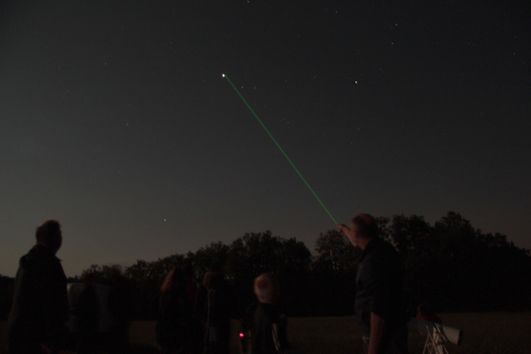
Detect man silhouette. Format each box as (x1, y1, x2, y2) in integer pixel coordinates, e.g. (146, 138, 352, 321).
(338, 214, 407, 354)
(8, 220, 68, 354)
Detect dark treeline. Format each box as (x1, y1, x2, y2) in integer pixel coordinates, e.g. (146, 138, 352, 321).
(1, 212, 530, 320)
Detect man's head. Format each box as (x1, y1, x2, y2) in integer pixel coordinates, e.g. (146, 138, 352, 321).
(350, 213, 378, 249)
(36, 220, 62, 254)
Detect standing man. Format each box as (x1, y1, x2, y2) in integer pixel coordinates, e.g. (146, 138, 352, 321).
(8, 220, 68, 354)
(338, 214, 407, 354)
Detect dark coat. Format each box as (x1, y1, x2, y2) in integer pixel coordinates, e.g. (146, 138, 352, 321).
(355, 238, 404, 328)
(8, 245, 68, 353)
(157, 288, 194, 354)
(249, 303, 289, 354)
(354, 238, 408, 354)
(196, 281, 234, 354)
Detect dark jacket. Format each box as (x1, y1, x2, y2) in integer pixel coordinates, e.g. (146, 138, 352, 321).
(250, 303, 289, 354)
(8, 245, 68, 350)
(355, 238, 406, 330)
(196, 280, 234, 354)
(157, 288, 193, 353)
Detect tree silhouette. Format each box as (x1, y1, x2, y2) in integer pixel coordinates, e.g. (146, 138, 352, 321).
(314, 230, 360, 273)
(1, 212, 529, 319)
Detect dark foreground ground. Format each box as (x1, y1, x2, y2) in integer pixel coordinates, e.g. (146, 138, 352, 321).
(2, 312, 531, 354)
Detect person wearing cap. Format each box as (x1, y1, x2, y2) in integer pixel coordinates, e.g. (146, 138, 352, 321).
(338, 214, 407, 354)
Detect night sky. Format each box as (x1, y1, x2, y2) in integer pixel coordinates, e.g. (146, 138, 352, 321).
(1, 0, 530, 276)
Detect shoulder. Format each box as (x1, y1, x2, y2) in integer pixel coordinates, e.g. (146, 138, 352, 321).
(18, 251, 40, 273)
(361, 240, 398, 272)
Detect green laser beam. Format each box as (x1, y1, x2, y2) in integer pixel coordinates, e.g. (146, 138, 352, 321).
(222, 73, 338, 225)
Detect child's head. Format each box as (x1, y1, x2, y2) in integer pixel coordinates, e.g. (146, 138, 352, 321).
(254, 273, 279, 304)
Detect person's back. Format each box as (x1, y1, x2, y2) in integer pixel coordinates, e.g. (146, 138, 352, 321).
(157, 268, 195, 354)
(8, 220, 68, 354)
(251, 303, 288, 354)
(355, 238, 405, 330)
(197, 271, 233, 354)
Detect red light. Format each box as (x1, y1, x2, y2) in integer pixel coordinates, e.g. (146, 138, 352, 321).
(239, 332, 245, 338)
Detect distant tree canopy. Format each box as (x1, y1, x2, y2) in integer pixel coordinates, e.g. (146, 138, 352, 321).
(1, 212, 530, 319)
(381, 212, 531, 311)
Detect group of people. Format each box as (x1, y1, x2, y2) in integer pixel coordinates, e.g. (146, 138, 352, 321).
(7, 213, 409, 354)
(156, 268, 288, 354)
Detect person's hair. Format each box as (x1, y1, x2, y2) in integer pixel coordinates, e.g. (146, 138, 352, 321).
(36, 220, 62, 247)
(254, 272, 279, 304)
(352, 213, 378, 239)
(161, 267, 185, 293)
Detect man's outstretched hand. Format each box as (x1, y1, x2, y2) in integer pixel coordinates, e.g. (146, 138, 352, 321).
(337, 224, 357, 247)
(336, 224, 352, 238)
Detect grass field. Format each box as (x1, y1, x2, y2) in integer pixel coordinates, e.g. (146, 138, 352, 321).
(2, 312, 531, 354)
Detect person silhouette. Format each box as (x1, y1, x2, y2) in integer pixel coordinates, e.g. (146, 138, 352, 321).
(243, 273, 289, 354)
(197, 271, 233, 354)
(338, 214, 408, 354)
(157, 267, 196, 354)
(7, 220, 68, 354)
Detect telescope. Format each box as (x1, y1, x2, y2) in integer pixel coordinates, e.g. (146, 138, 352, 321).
(410, 319, 462, 354)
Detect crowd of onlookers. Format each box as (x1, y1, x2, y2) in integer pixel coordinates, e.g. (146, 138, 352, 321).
(6, 220, 291, 354)
(156, 269, 289, 354)
(67, 267, 289, 354)
(8, 214, 416, 354)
